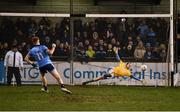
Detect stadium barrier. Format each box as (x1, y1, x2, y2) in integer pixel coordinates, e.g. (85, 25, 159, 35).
(0, 61, 173, 86)
(174, 72, 180, 86)
(0, 61, 5, 83)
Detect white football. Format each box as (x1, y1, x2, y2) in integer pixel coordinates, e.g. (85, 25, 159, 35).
(141, 65, 147, 71)
(121, 18, 126, 22)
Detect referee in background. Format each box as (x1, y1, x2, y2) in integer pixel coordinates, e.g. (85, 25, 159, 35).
(4, 45, 23, 86)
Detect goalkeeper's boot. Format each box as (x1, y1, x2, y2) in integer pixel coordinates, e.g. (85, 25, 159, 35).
(82, 81, 88, 85)
(41, 88, 49, 93)
(61, 87, 72, 94)
(82, 80, 94, 85)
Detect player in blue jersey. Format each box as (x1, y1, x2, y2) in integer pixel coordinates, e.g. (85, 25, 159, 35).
(25, 36, 71, 94)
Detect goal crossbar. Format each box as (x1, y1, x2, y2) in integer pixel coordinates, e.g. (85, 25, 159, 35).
(0, 12, 70, 17)
(0, 12, 172, 18)
(85, 14, 172, 18)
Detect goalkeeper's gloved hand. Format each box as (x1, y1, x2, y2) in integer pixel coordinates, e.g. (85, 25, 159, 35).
(31, 63, 37, 68)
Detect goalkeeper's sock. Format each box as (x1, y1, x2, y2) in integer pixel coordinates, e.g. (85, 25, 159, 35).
(43, 85, 48, 91)
(87, 80, 95, 83)
(82, 80, 94, 85)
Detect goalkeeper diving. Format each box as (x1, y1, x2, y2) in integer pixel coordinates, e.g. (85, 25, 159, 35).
(82, 47, 146, 85)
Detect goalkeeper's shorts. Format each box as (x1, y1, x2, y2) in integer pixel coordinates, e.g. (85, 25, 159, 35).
(107, 67, 114, 77)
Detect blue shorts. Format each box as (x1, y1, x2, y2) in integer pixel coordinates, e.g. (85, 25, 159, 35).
(39, 64, 55, 74)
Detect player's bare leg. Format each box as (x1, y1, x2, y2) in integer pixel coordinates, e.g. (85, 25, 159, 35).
(82, 73, 112, 85)
(41, 73, 49, 93)
(50, 69, 64, 85)
(50, 69, 72, 94)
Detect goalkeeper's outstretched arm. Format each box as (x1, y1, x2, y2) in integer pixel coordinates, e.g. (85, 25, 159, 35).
(115, 52, 120, 61)
(113, 47, 120, 61)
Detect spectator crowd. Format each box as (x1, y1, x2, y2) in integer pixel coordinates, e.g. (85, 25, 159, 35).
(0, 16, 168, 62)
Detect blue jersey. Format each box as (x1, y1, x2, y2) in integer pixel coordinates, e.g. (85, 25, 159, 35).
(28, 45, 52, 67)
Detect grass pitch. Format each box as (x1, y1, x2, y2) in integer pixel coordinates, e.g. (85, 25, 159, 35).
(0, 85, 180, 111)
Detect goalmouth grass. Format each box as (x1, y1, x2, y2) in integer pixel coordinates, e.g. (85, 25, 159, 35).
(0, 85, 180, 111)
